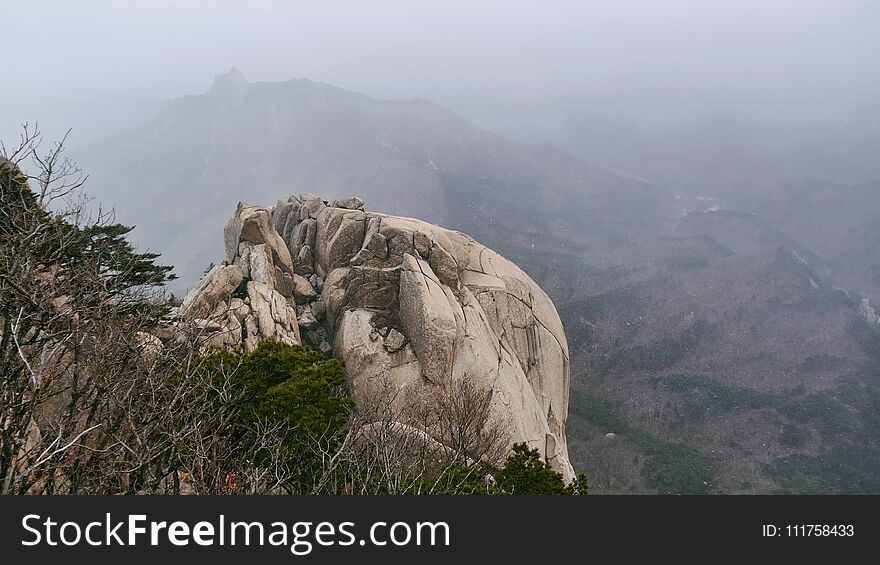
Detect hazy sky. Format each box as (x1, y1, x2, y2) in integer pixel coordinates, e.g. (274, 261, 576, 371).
(3, 0, 878, 177)
(3, 0, 878, 292)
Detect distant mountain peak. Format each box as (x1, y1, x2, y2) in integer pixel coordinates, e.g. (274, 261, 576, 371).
(207, 67, 249, 111)
(212, 67, 248, 90)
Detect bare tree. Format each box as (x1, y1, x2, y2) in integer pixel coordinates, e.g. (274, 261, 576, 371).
(1, 126, 174, 494)
(136, 346, 304, 495)
(432, 377, 510, 468)
(312, 373, 508, 495)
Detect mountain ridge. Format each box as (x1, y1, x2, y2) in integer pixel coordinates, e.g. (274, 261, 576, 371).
(80, 69, 691, 291)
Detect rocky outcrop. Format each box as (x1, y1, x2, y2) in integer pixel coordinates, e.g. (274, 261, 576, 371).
(184, 194, 574, 479)
(181, 203, 302, 352)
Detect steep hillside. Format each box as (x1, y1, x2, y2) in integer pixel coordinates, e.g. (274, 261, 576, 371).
(557, 211, 880, 493)
(765, 180, 880, 305)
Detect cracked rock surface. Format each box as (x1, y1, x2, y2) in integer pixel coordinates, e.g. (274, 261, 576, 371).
(183, 194, 574, 479)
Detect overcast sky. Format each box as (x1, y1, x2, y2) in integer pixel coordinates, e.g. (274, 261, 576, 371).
(3, 1, 878, 164)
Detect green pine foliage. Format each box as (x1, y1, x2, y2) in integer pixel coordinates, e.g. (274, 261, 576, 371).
(495, 443, 588, 495)
(180, 342, 352, 493)
(422, 464, 496, 495)
(240, 342, 352, 454)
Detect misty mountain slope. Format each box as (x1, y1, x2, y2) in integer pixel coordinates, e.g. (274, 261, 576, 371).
(79, 69, 686, 290)
(558, 99, 880, 307)
(557, 210, 880, 494)
(72, 71, 880, 494)
(764, 180, 880, 305)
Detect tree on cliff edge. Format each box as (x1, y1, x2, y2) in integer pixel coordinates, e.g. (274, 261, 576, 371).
(0, 125, 175, 493)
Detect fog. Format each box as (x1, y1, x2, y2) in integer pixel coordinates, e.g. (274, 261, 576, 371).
(4, 1, 880, 496)
(4, 1, 878, 186)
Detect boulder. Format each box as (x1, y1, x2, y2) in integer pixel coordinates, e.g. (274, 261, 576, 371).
(384, 328, 407, 353)
(428, 240, 460, 289)
(224, 202, 294, 274)
(246, 281, 301, 346)
(300, 192, 327, 219)
(315, 207, 367, 274)
(367, 232, 388, 258)
(271, 198, 297, 236)
(331, 196, 365, 210)
(180, 265, 243, 318)
(413, 231, 431, 258)
(292, 218, 317, 249)
(398, 254, 457, 384)
(292, 273, 317, 302)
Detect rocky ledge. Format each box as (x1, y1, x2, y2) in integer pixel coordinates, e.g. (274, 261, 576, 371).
(181, 193, 574, 479)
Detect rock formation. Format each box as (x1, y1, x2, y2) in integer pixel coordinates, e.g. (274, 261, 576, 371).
(182, 193, 575, 479)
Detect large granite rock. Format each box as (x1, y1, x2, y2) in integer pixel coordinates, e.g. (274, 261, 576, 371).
(182, 194, 574, 479)
(398, 254, 457, 384)
(225, 202, 294, 275)
(180, 264, 243, 318)
(181, 202, 301, 352)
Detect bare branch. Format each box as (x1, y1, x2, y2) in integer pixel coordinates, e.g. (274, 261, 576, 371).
(26, 424, 102, 474)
